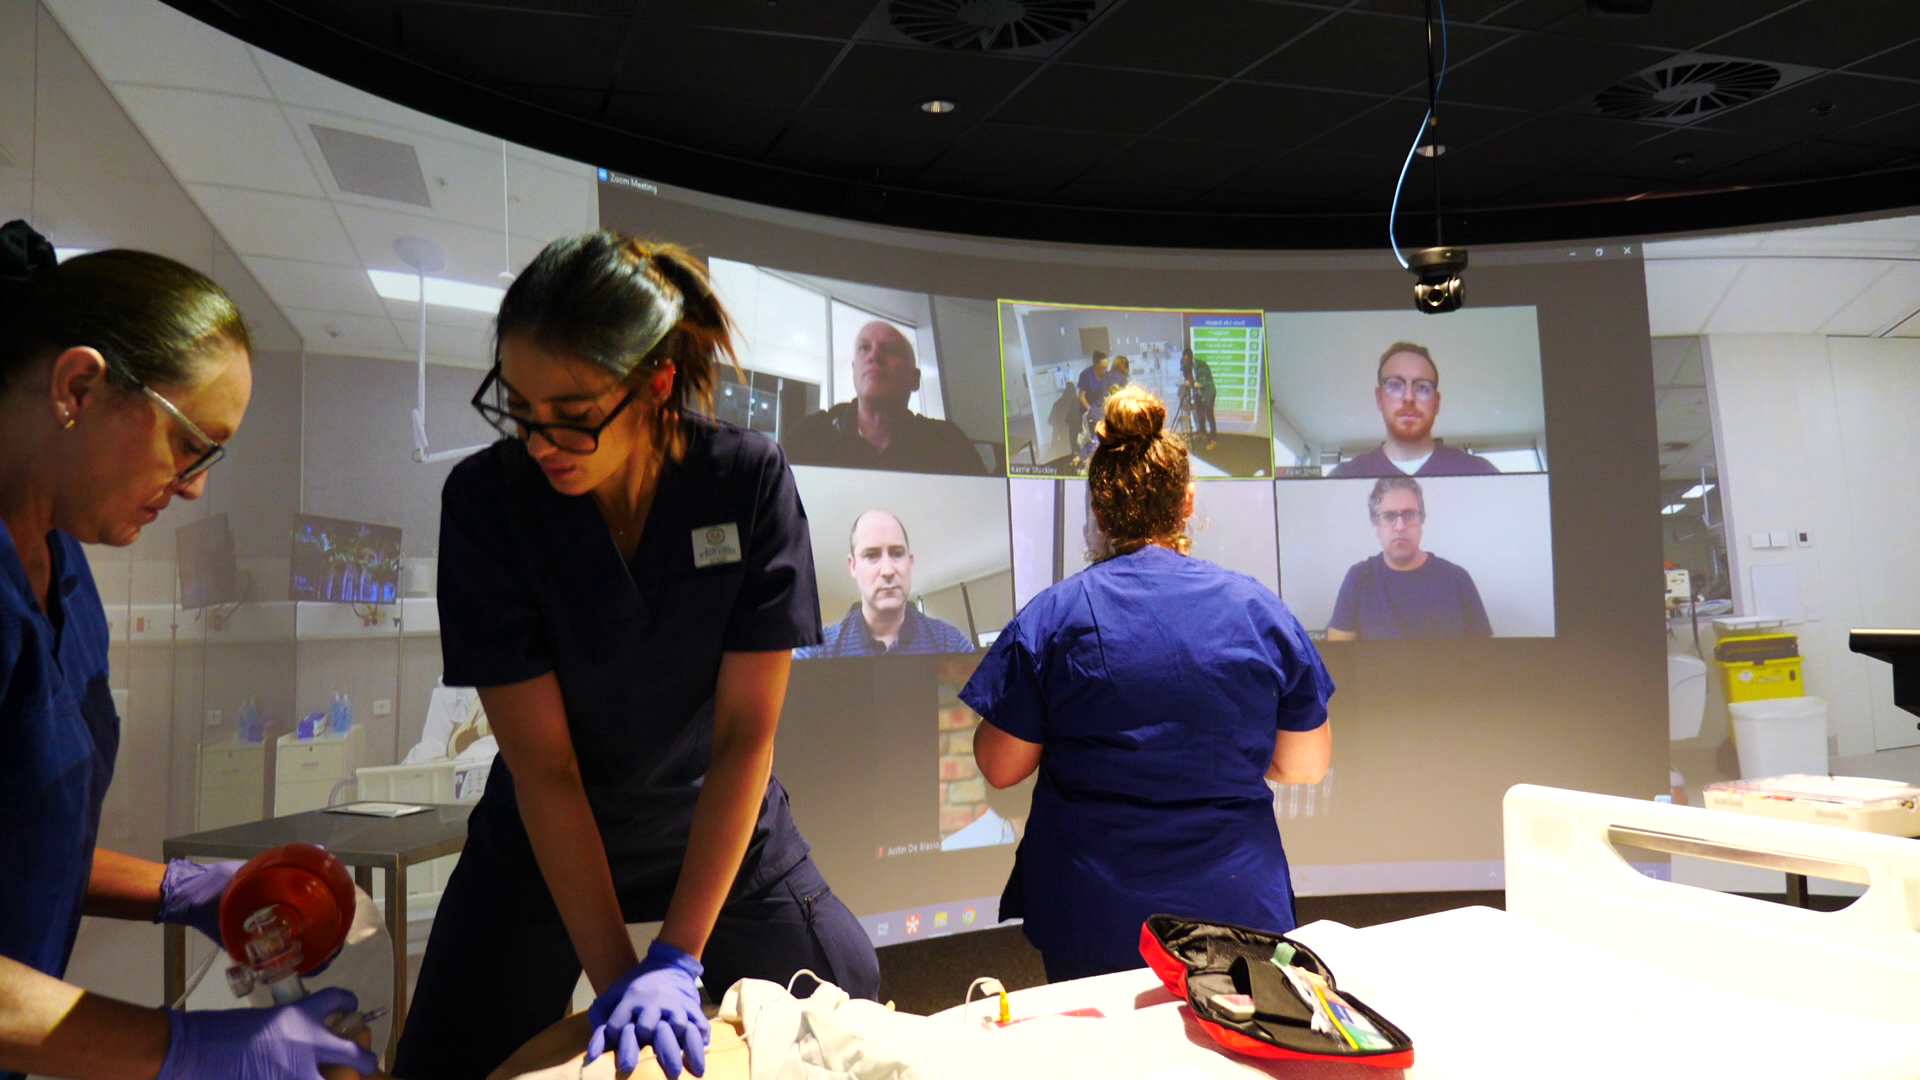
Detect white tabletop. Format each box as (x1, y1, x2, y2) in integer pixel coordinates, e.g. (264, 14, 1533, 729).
(934, 907, 1920, 1080)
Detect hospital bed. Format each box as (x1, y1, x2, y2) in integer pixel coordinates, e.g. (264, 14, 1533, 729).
(495, 785, 1920, 1079)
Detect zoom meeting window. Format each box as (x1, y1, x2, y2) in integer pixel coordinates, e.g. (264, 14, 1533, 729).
(1000, 301, 1273, 478)
(706, 257, 1022, 867)
(1269, 307, 1555, 639)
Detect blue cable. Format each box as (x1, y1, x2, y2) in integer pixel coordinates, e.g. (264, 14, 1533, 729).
(1390, 0, 1449, 269)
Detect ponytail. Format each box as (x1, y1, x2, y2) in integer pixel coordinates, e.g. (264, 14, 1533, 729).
(1087, 386, 1190, 558)
(495, 230, 739, 462)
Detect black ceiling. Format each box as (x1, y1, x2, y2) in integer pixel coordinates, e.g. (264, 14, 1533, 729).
(164, 0, 1920, 249)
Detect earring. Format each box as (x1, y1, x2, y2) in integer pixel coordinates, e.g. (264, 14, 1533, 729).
(59, 407, 75, 430)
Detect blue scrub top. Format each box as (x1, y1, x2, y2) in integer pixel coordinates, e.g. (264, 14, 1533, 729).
(437, 420, 822, 879)
(0, 521, 118, 987)
(960, 545, 1332, 975)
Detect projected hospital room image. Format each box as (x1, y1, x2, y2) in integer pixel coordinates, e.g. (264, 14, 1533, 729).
(1001, 301, 1272, 478)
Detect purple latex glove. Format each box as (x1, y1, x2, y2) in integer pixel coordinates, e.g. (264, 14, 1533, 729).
(159, 986, 379, 1080)
(156, 859, 243, 946)
(586, 942, 710, 1079)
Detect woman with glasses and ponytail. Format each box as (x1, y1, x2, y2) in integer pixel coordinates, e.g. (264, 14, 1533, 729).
(0, 221, 378, 1080)
(395, 231, 878, 1080)
(960, 386, 1335, 983)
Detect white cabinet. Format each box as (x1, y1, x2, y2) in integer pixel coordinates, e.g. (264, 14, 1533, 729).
(197, 740, 267, 830)
(273, 727, 366, 816)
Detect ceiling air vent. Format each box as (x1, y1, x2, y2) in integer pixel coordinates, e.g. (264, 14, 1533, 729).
(888, 0, 1095, 51)
(1595, 58, 1780, 121)
(311, 124, 432, 207)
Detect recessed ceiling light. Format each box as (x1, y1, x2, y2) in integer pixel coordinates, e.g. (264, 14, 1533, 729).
(368, 269, 506, 314)
(54, 247, 92, 261)
(919, 99, 958, 115)
(1414, 143, 1446, 158)
(1680, 483, 1715, 499)
(1661, 503, 1688, 515)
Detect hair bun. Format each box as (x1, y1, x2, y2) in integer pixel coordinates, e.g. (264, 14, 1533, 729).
(1100, 385, 1164, 444)
(0, 220, 57, 302)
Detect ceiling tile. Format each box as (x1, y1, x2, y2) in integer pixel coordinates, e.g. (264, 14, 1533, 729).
(505, 158, 599, 244)
(1299, 98, 1526, 159)
(252, 47, 484, 147)
(1586, 126, 1786, 181)
(1704, 258, 1893, 334)
(1650, 335, 1704, 388)
(991, 65, 1215, 134)
(769, 109, 966, 172)
(1821, 262, 1920, 335)
(1440, 34, 1666, 110)
(244, 256, 387, 317)
(808, 44, 1039, 115)
(1708, 0, 1920, 69)
(1704, 141, 1917, 186)
(1248, 14, 1513, 97)
(1702, 73, 1920, 142)
(400, 7, 629, 91)
(112, 86, 325, 195)
(1171, 83, 1378, 149)
(1541, 0, 1796, 50)
(1495, 170, 1652, 206)
(1096, 137, 1267, 191)
(279, 307, 402, 354)
(1047, 178, 1208, 211)
(1641, 258, 1743, 336)
(1826, 102, 1920, 151)
(185, 185, 359, 265)
(624, 26, 845, 104)
(915, 170, 1069, 200)
(1352, 0, 1531, 22)
(1217, 149, 1395, 201)
(48, 0, 269, 96)
(332, 202, 518, 285)
(1850, 38, 1920, 79)
(602, 94, 793, 159)
(934, 123, 1128, 179)
(1467, 112, 1664, 172)
(1063, 0, 1326, 78)
(659, 0, 876, 37)
(1419, 160, 1554, 204)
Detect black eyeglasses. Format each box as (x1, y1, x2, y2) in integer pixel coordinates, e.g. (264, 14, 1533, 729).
(470, 365, 638, 455)
(1372, 509, 1425, 527)
(105, 357, 226, 483)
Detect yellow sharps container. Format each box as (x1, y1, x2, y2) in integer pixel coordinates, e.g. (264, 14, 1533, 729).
(1714, 633, 1804, 703)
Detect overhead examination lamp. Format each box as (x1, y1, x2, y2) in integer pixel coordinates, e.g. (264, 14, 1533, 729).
(396, 235, 492, 464)
(1390, 0, 1465, 314)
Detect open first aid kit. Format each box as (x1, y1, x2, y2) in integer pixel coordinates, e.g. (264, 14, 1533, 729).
(1140, 915, 1414, 1069)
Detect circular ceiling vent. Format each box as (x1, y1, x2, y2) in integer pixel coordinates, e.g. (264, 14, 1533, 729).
(888, 0, 1096, 51)
(1595, 60, 1781, 120)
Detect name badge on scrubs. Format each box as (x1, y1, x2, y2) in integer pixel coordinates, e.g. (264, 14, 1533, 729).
(692, 523, 743, 568)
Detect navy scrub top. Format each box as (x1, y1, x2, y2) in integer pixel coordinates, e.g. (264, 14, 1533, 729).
(960, 545, 1332, 975)
(437, 420, 822, 879)
(0, 521, 118, 987)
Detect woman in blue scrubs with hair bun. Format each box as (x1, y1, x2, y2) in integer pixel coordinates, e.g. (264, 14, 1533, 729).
(0, 220, 377, 1080)
(963, 385, 1335, 982)
(393, 230, 878, 1080)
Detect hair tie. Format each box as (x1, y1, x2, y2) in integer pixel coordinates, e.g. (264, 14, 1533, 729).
(0, 220, 57, 304)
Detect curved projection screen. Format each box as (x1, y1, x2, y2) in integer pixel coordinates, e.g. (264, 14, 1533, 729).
(601, 179, 1665, 942)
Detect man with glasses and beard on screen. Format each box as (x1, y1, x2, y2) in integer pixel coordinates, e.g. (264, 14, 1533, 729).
(1328, 342, 1498, 478)
(1326, 477, 1491, 641)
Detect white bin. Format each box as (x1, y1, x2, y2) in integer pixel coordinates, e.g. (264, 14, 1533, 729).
(1729, 695, 1828, 780)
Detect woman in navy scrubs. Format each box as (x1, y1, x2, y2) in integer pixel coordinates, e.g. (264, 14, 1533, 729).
(393, 231, 879, 1080)
(0, 221, 378, 1080)
(962, 387, 1335, 982)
